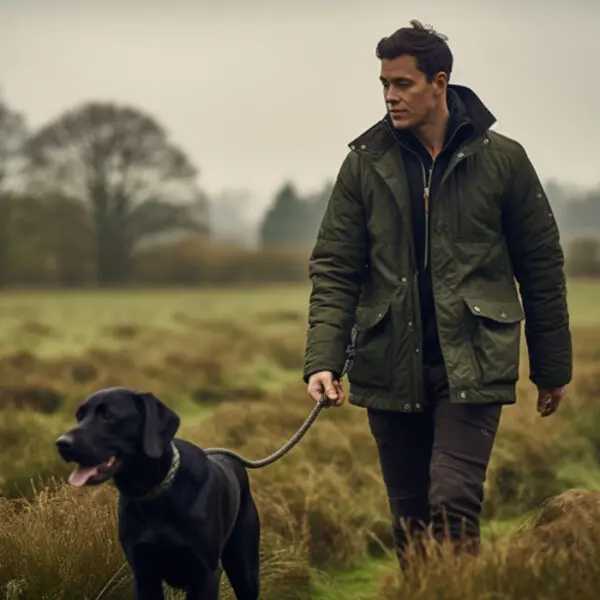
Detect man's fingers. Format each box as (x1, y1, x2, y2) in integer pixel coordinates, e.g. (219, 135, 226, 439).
(308, 388, 322, 403)
(537, 386, 566, 418)
(307, 372, 346, 407)
(334, 380, 345, 404)
(307, 374, 333, 403)
(324, 385, 338, 399)
(320, 380, 345, 406)
(540, 396, 561, 417)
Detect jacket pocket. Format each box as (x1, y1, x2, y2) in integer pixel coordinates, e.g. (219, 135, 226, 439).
(348, 302, 393, 389)
(462, 296, 525, 386)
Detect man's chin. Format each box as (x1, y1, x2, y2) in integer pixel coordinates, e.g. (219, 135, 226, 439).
(390, 117, 412, 129)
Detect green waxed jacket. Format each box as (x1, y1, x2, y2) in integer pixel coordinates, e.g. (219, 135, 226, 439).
(303, 86, 572, 412)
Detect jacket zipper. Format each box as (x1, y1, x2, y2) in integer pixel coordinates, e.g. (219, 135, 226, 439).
(382, 118, 474, 408)
(420, 161, 435, 271)
(386, 118, 467, 275)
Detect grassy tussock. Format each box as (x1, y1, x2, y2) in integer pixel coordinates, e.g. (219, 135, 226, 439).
(379, 490, 600, 600)
(0, 287, 599, 599)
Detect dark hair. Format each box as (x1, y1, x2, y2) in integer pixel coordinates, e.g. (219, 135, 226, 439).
(376, 20, 453, 82)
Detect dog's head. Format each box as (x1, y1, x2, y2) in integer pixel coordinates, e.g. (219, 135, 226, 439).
(56, 387, 180, 488)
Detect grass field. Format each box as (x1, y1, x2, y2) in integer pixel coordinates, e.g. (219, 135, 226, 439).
(0, 280, 600, 599)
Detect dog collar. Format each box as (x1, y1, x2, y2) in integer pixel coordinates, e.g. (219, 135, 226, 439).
(131, 443, 181, 502)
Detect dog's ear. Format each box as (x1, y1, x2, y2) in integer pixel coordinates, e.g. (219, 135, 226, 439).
(135, 392, 180, 459)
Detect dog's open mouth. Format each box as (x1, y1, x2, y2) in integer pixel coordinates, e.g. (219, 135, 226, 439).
(68, 456, 120, 487)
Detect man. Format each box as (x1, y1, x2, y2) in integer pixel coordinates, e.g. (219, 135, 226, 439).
(303, 20, 572, 565)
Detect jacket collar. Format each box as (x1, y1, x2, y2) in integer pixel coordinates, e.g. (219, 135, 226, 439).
(348, 84, 496, 158)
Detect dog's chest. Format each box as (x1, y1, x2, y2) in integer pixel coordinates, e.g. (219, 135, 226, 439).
(119, 500, 220, 568)
(133, 538, 212, 589)
(120, 518, 218, 588)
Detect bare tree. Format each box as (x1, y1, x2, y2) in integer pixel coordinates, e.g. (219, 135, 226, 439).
(0, 97, 28, 285)
(24, 102, 209, 285)
(0, 97, 27, 188)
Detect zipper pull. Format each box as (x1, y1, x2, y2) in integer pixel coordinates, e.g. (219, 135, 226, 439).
(423, 167, 433, 213)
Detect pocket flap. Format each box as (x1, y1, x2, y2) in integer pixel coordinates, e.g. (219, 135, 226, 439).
(355, 302, 391, 330)
(463, 297, 524, 324)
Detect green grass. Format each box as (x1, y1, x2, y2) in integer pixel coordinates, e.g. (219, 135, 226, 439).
(0, 278, 595, 357)
(0, 277, 599, 600)
(0, 284, 312, 356)
(565, 279, 600, 325)
(311, 559, 391, 600)
(308, 515, 531, 600)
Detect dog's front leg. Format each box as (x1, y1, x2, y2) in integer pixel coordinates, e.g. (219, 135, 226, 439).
(133, 574, 165, 600)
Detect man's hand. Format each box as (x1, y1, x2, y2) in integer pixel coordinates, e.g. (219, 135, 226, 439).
(307, 371, 345, 407)
(536, 386, 566, 417)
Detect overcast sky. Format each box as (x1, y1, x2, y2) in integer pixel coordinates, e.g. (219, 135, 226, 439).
(1, 0, 598, 218)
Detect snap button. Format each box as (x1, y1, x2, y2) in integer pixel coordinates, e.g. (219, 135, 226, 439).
(415, 348, 420, 353)
(459, 391, 467, 399)
(537, 193, 543, 199)
(408, 320, 413, 328)
(473, 305, 481, 313)
(403, 403, 411, 411)
(500, 312, 508, 319)
(377, 312, 383, 319)
(457, 152, 464, 158)
(350, 144, 356, 150)
(401, 276, 407, 283)
(360, 144, 366, 150)
(415, 403, 421, 409)
(483, 138, 490, 145)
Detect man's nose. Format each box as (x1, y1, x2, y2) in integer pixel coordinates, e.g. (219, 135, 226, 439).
(385, 87, 399, 103)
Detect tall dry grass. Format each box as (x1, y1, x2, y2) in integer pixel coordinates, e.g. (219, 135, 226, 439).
(375, 325, 600, 600)
(0, 293, 599, 599)
(0, 381, 389, 599)
(379, 490, 600, 600)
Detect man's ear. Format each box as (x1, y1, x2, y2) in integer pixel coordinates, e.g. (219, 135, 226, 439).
(135, 392, 180, 459)
(432, 71, 448, 96)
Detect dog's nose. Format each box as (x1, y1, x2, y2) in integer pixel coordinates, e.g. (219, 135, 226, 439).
(56, 434, 74, 453)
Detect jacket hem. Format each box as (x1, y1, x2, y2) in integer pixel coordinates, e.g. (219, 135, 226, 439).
(348, 384, 517, 412)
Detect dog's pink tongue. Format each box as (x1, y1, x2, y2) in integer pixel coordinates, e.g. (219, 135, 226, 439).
(68, 465, 99, 487)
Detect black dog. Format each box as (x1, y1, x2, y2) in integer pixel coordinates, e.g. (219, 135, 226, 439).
(55, 387, 260, 600)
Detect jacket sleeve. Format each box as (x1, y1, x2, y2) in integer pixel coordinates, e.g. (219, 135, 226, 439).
(503, 145, 573, 389)
(303, 151, 368, 382)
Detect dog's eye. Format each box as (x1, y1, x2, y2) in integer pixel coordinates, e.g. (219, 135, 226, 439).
(97, 407, 114, 422)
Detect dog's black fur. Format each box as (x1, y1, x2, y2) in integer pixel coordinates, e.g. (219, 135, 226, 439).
(55, 386, 260, 600)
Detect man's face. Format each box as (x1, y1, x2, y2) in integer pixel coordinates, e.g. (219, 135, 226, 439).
(380, 54, 447, 130)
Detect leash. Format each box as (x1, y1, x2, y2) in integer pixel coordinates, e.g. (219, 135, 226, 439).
(204, 327, 357, 469)
(96, 332, 357, 598)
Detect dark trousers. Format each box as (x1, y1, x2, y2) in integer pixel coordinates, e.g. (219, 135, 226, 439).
(367, 364, 502, 565)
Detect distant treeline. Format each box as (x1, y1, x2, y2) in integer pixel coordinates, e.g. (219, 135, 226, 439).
(0, 94, 598, 288)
